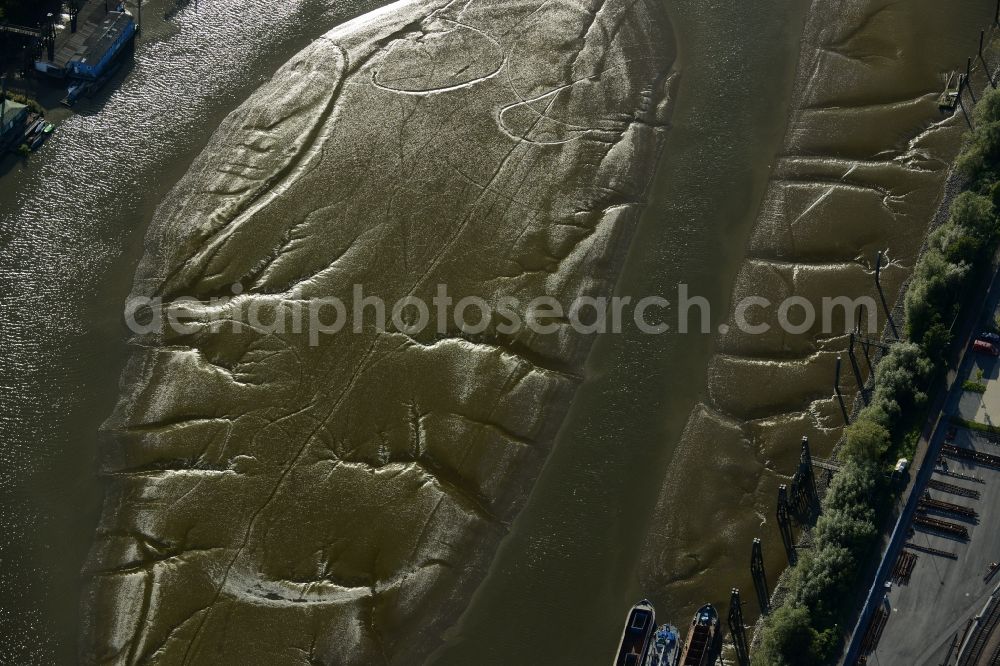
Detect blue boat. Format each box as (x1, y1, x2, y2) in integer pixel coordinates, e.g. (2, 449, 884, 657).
(644, 623, 681, 666)
(66, 11, 136, 81)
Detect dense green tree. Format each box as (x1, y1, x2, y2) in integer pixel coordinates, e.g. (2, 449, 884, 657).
(841, 419, 891, 463)
(794, 463, 878, 615)
(793, 545, 857, 616)
(974, 88, 1000, 125)
(959, 120, 1000, 186)
(869, 342, 933, 423)
(905, 191, 998, 345)
(824, 462, 878, 514)
(905, 248, 967, 343)
(753, 603, 840, 666)
(922, 322, 954, 367)
(753, 604, 817, 666)
(946, 192, 998, 260)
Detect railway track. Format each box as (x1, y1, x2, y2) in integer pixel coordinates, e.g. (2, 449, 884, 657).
(959, 597, 1000, 666)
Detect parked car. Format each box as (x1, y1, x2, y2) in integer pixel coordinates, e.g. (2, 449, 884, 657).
(980, 332, 1000, 344)
(892, 458, 909, 483)
(974, 340, 1000, 356)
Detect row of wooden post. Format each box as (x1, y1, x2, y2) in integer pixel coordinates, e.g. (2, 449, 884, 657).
(727, 439, 818, 665)
(834, 250, 897, 425)
(957, 6, 1000, 128)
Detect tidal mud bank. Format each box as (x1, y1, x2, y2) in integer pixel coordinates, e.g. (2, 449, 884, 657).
(640, 0, 997, 622)
(84, 1, 677, 663)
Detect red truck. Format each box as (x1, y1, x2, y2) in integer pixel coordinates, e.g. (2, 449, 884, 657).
(973, 339, 1000, 356)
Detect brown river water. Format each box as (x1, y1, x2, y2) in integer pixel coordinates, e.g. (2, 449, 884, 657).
(0, 0, 994, 663)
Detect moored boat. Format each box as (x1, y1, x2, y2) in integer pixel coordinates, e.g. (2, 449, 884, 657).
(644, 623, 681, 666)
(614, 600, 657, 666)
(62, 83, 86, 107)
(24, 118, 45, 139)
(678, 604, 718, 666)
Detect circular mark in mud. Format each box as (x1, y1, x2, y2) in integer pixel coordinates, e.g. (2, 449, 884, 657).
(497, 84, 598, 146)
(372, 18, 504, 95)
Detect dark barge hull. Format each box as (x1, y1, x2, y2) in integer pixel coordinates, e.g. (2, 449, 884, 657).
(678, 604, 718, 666)
(614, 600, 657, 666)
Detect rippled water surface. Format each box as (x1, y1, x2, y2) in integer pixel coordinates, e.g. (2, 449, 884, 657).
(0, 0, 385, 661)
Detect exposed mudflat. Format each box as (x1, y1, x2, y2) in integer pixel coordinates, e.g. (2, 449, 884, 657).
(43, 0, 999, 662)
(84, 0, 677, 662)
(640, 0, 995, 624)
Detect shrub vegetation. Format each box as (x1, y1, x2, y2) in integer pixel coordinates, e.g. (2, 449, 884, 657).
(963, 380, 988, 393)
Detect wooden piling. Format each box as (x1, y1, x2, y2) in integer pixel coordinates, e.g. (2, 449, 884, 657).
(835, 355, 850, 425)
(777, 485, 796, 564)
(874, 251, 899, 340)
(848, 333, 867, 403)
(728, 588, 750, 666)
(750, 538, 770, 616)
(981, 30, 996, 89)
